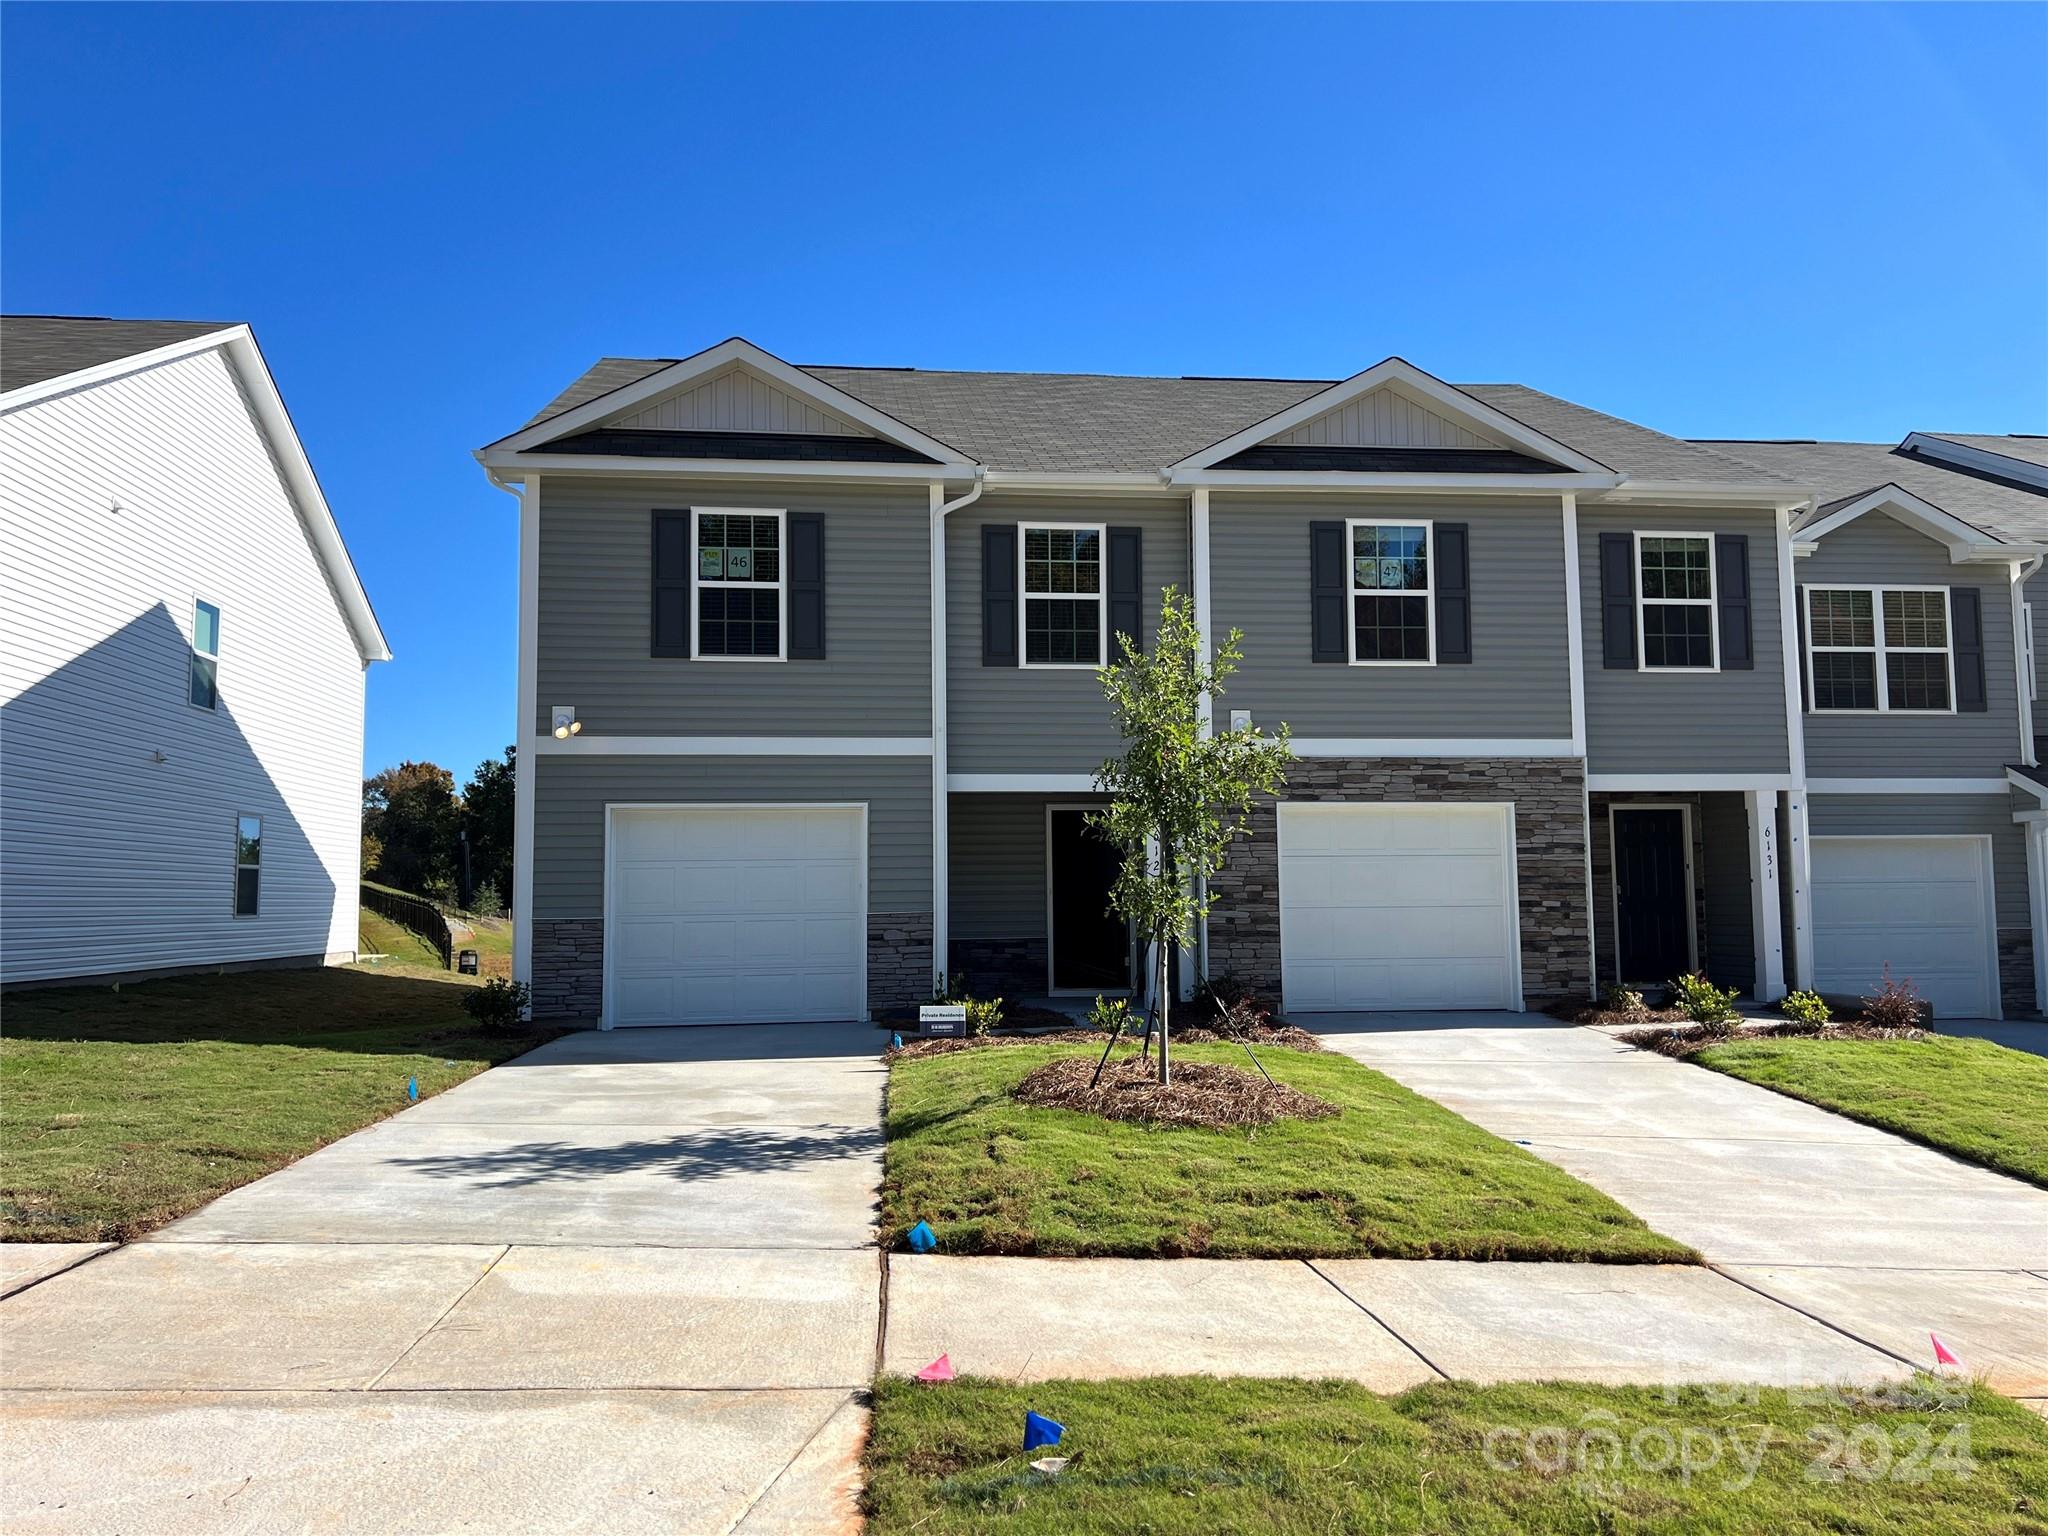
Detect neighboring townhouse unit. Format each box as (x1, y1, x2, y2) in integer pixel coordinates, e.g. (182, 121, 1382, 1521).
(1, 316, 389, 985)
(479, 336, 2043, 1027)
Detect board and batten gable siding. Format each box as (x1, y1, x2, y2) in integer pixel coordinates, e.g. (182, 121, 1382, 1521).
(1576, 506, 1789, 774)
(0, 346, 366, 983)
(946, 493, 1191, 773)
(1808, 792, 2028, 931)
(531, 754, 932, 921)
(1798, 512, 2022, 778)
(534, 476, 931, 738)
(1207, 495, 1573, 739)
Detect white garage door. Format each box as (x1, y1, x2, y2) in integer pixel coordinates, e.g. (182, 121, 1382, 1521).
(1811, 836, 1997, 1018)
(606, 805, 865, 1026)
(1278, 803, 1520, 1012)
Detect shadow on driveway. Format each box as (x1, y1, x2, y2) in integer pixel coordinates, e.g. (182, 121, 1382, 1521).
(389, 1124, 884, 1190)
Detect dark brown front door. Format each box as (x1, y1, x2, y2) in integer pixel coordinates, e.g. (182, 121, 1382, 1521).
(1613, 807, 1692, 984)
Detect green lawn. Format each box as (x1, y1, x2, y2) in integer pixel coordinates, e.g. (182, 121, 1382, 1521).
(1692, 1033, 2048, 1187)
(1, 965, 558, 1242)
(864, 1375, 2048, 1535)
(883, 1042, 1693, 1262)
(358, 906, 446, 968)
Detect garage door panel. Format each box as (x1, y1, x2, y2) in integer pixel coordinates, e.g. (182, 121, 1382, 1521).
(1279, 804, 1517, 1013)
(608, 806, 865, 1026)
(1810, 837, 1993, 1018)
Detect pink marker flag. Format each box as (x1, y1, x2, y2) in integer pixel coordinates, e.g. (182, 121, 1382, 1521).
(1930, 1333, 1963, 1369)
(916, 1353, 954, 1384)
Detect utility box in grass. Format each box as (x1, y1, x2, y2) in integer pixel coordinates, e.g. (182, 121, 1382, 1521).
(919, 1004, 967, 1039)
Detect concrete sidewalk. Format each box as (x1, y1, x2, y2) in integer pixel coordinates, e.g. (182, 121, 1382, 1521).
(1, 1023, 884, 1536)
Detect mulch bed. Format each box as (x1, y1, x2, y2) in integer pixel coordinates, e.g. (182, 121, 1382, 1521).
(885, 1020, 1325, 1062)
(1620, 1020, 1928, 1059)
(1544, 1000, 1686, 1027)
(1172, 1022, 1326, 1052)
(888, 1030, 1102, 1061)
(1010, 1054, 1340, 1129)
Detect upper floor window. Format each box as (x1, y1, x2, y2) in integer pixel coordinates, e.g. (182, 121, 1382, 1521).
(694, 510, 784, 660)
(1022, 524, 1102, 667)
(1350, 521, 1432, 664)
(233, 813, 261, 916)
(1806, 585, 1953, 713)
(189, 600, 221, 708)
(1637, 534, 1717, 670)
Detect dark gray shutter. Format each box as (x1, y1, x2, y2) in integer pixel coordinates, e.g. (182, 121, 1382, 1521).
(787, 512, 825, 660)
(1436, 522, 1471, 664)
(1107, 526, 1143, 661)
(1715, 534, 1752, 669)
(1600, 531, 1636, 669)
(652, 511, 691, 657)
(982, 524, 1018, 667)
(1794, 587, 1810, 710)
(1310, 520, 1347, 663)
(1953, 586, 1987, 711)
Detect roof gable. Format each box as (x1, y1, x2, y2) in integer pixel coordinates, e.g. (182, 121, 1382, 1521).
(1795, 483, 2038, 562)
(607, 362, 875, 438)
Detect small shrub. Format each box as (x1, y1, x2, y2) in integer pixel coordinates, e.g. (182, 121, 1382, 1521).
(1196, 973, 1276, 1037)
(466, 882, 506, 919)
(461, 977, 531, 1034)
(1781, 989, 1831, 1027)
(1087, 994, 1132, 1034)
(1671, 973, 1740, 1032)
(1862, 965, 1923, 1030)
(932, 971, 972, 1006)
(964, 996, 1005, 1037)
(1604, 984, 1649, 1023)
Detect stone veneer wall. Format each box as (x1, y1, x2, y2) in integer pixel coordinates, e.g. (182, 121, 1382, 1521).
(532, 914, 932, 1021)
(1998, 929, 2036, 1019)
(1206, 757, 1592, 1007)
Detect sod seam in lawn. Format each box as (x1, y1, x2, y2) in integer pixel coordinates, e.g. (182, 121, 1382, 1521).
(1686, 1033, 2048, 1188)
(882, 1041, 1695, 1262)
(1, 965, 558, 1242)
(864, 1374, 2048, 1535)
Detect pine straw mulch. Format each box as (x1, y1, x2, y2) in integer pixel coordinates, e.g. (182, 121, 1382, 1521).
(1544, 1000, 1687, 1027)
(1620, 1019, 1928, 1059)
(1010, 1054, 1341, 1129)
(886, 1021, 1326, 1062)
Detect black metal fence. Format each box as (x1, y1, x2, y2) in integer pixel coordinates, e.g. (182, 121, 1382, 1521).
(361, 882, 452, 969)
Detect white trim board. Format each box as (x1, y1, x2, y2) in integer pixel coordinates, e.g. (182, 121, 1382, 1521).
(1900, 432, 2048, 494)
(477, 450, 981, 484)
(1807, 778, 2012, 796)
(1586, 773, 1792, 792)
(1290, 738, 1579, 758)
(534, 735, 933, 757)
(948, 773, 1098, 793)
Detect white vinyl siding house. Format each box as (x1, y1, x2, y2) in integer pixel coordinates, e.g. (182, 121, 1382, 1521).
(0, 321, 387, 985)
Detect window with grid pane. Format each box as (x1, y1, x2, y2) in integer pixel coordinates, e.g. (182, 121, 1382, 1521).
(1638, 535, 1715, 668)
(694, 511, 783, 657)
(1022, 525, 1102, 666)
(1349, 523, 1431, 663)
(1805, 587, 1952, 713)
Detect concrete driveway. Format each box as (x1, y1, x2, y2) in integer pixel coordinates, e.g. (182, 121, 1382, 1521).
(1317, 1012, 2048, 1401)
(1, 1023, 884, 1535)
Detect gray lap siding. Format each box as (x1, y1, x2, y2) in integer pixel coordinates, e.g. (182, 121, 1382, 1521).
(1207, 496, 1574, 740)
(530, 753, 933, 1020)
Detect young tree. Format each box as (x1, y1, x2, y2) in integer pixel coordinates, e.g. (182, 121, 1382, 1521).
(1091, 588, 1291, 1084)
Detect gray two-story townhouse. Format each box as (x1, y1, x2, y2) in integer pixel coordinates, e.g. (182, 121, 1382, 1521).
(1706, 433, 2048, 1019)
(479, 337, 2034, 1030)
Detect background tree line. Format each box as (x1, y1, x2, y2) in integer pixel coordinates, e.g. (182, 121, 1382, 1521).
(361, 746, 515, 915)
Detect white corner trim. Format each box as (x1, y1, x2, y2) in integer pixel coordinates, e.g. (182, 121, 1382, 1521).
(485, 336, 977, 464)
(947, 773, 1100, 793)
(512, 475, 541, 992)
(1561, 493, 1587, 755)
(1586, 773, 1792, 792)
(534, 735, 933, 757)
(1166, 356, 1613, 475)
(1806, 778, 2013, 796)
(1291, 738, 1580, 758)
(1775, 505, 1810, 792)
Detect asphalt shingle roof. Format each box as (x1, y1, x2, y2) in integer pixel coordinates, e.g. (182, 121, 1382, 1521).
(1921, 433, 2048, 471)
(518, 355, 1798, 484)
(1709, 439, 2048, 547)
(1, 315, 238, 394)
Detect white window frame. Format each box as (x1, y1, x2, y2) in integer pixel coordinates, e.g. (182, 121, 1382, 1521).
(188, 598, 221, 710)
(690, 507, 787, 663)
(1346, 517, 1436, 667)
(1802, 584, 1956, 715)
(233, 812, 261, 918)
(1634, 530, 1719, 673)
(1019, 521, 1107, 670)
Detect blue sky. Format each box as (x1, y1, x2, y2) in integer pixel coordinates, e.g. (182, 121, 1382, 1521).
(6, 2, 2044, 780)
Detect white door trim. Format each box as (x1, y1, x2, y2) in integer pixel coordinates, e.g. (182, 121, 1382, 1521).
(1809, 832, 2000, 1020)
(1607, 801, 1699, 984)
(601, 801, 869, 1028)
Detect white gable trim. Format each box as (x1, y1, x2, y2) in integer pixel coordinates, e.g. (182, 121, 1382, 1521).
(489, 336, 977, 465)
(2, 324, 390, 664)
(1793, 484, 2040, 564)
(1166, 356, 1613, 475)
(1901, 432, 2048, 493)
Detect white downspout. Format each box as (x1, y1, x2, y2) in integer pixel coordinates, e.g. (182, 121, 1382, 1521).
(1777, 502, 1815, 990)
(1189, 485, 1212, 998)
(2012, 556, 2042, 768)
(930, 471, 987, 994)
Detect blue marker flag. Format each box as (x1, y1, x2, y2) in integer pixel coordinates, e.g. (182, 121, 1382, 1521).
(891, 1033, 904, 1050)
(407, 1075, 419, 1103)
(1024, 1411, 1064, 1452)
(906, 1220, 938, 1254)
